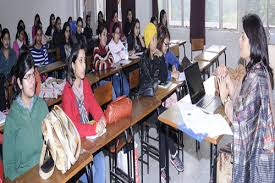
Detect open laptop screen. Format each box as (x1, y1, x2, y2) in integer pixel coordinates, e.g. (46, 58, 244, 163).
(184, 62, 205, 104)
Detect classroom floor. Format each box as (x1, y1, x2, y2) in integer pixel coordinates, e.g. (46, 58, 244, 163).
(104, 127, 232, 183)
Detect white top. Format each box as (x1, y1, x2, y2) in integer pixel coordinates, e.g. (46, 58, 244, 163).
(108, 39, 126, 63)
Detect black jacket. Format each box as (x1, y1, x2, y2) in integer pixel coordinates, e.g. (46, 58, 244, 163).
(139, 51, 168, 96)
(127, 34, 145, 53)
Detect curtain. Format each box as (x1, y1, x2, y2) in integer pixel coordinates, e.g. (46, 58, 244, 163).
(152, 0, 159, 18)
(190, 0, 205, 44)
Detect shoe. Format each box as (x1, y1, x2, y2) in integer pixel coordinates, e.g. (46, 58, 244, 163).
(170, 153, 184, 172)
(161, 168, 171, 183)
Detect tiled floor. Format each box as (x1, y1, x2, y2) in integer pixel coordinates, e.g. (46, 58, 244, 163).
(105, 127, 232, 183)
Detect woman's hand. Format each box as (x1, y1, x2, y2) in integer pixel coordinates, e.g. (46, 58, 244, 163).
(96, 116, 106, 134)
(216, 65, 228, 78)
(153, 49, 163, 57)
(217, 76, 229, 105)
(171, 70, 180, 79)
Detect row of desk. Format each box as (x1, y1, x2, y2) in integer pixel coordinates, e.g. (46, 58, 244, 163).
(5, 40, 228, 182)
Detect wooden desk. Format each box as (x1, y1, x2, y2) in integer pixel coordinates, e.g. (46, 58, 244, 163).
(206, 45, 227, 66)
(10, 151, 93, 183)
(155, 82, 179, 101)
(86, 73, 99, 86)
(158, 76, 227, 183)
(194, 51, 219, 63)
(38, 61, 66, 74)
(94, 66, 122, 81)
(169, 39, 186, 47)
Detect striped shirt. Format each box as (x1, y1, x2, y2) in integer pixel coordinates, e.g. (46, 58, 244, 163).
(31, 45, 49, 67)
(93, 45, 114, 71)
(232, 61, 275, 183)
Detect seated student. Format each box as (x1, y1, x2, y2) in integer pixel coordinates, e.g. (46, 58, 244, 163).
(93, 24, 114, 71)
(150, 16, 158, 27)
(157, 25, 180, 80)
(62, 44, 106, 183)
(123, 8, 134, 36)
(109, 10, 124, 40)
(53, 17, 63, 48)
(3, 53, 49, 181)
(158, 9, 168, 28)
(32, 14, 41, 41)
(13, 26, 27, 58)
(140, 23, 184, 182)
(0, 28, 17, 78)
(127, 18, 145, 54)
(72, 17, 87, 49)
(60, 22, 73, 62)
(96, 11, 106, 35)
(17, 20, 29, 46)
(30, 27, 49, 67)
(83, 15, 94, 55)
(45, 14, 55, 38)
(108, 22, 130, 97)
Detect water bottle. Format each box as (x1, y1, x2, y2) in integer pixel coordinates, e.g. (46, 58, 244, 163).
(125, 42, 129, 60)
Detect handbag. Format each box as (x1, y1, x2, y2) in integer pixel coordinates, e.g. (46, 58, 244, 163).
(104, 96, 132, 124)
(39, 105, 81, 179)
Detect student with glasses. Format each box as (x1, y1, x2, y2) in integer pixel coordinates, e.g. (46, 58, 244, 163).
(157, 25, 180, 80)
(3, 53, 49, 181)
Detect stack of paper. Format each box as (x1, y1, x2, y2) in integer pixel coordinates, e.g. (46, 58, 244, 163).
(177, 101, 232, 138)
(86, 128, 106, 140)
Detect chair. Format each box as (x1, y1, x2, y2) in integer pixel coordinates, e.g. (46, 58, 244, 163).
(128, 68, 140, 99)
(94, 81, 113, 106)
(191, 38, 205, 61)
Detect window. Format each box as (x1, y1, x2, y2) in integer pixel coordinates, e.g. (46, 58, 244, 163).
(168, 0, 190, 26)
(167, 0, 237, 29)
(247, 0, 275, 28)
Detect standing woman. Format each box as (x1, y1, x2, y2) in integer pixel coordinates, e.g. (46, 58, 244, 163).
(3, 53, 48, 180)
(62, 44, 106, 183)
(217, 14, 275, 182)
(159, 9, 168, 28)
(127, 18, 145, 54)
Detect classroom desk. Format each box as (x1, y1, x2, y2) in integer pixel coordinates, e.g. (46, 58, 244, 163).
(155, 82, 179, 101)
(38, 61, 66, 74)
(206, 45, 227, 66)
(6, 151, 93, 183)
(158, 76, 229, 183)
(169, 39, 186, 47)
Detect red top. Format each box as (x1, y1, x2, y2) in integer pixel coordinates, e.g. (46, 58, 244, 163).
(62, 77, 104, 137)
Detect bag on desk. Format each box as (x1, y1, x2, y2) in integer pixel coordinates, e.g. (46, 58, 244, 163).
(39, 105, 81, 179)
(105, 96, 132, 124)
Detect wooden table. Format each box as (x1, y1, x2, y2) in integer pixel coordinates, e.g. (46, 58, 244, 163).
(38, 61, 66, 74)
(194, 51, 219, 63)
(155, 82, 179, 101)
(206, 45, 227, 66)
(158, 77, 227, 183)
(8, 151, 93, 183)
(169, 39, 186, 47)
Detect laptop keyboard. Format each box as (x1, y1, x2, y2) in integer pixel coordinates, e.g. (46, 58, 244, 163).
(196, 95, 215, 109)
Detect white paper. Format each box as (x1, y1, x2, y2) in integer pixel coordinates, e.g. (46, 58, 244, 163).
(177, 72, 186, 82)
(177, 101, 232, 137)
(86, 128, 106, 140)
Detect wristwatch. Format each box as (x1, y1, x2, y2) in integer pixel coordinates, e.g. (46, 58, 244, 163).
(223, 96, 231, 105)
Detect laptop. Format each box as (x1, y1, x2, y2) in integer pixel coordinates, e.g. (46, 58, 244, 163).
(184, 62, 221, 114)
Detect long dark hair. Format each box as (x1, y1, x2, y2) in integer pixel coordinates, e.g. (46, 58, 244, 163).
(62, 22, 73, 46)
(49, 13, 55, 27)
(243, 14, 274, 88)
(17, 20, 25, 30)
(157, 25, 170, 50)
(66, 44, 85, 86)
(55, 16, 61, 30)
(34, 13, 40, 26)
(13, 52, 34, 99)
(159, 9, 167, 27)
(15, 26, 24, 40)
(130, 18, 140, 36)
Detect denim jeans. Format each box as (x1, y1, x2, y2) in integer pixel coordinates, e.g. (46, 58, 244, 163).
(112, 73, 130, 98)
(79, 151, 105, 183)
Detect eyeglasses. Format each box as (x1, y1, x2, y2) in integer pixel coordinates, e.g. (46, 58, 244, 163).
(23, 72, 35, 81)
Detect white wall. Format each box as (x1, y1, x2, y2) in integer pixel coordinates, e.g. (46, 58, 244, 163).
(0, 0, 75, 43)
